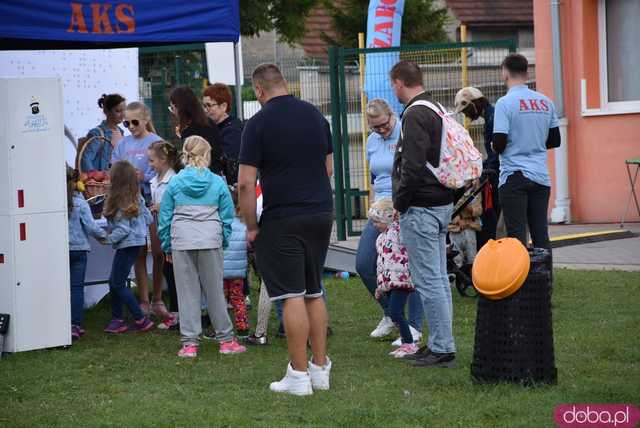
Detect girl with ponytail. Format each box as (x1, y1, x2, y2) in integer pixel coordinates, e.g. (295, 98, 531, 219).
(81, 93, 126, 172)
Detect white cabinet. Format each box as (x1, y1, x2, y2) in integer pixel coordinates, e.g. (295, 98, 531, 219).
(0, 78, 70, 352)
(0, 78, 65, 215)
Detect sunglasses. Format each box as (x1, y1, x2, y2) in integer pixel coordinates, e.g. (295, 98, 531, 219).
(203, 102, 220, 109)
(370, 117, 392, 132)
(123, 119, 140, 128)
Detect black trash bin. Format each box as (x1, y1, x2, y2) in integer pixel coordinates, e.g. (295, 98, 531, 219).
(471, 248, 557, 385)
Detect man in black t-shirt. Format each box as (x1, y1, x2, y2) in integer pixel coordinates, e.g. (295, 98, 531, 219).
(238, 64, 333, 396)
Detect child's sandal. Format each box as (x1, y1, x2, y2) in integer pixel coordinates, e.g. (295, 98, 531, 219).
(152, 300, 170, 319)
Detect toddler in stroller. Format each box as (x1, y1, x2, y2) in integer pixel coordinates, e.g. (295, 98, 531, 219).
(447, 170, 496, 296)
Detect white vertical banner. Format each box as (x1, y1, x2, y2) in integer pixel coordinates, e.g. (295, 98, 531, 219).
(205, 39, 244, 86)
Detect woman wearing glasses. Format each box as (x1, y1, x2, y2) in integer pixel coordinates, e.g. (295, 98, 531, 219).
(169, 86, 226, 177)
(203, 83, 243, 162)
(111, 101, 169, 319)
(356, 99, 423, 345)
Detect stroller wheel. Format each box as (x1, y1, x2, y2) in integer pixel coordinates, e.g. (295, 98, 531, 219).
(455, 264, 478, 297)
(456, 277, 478, 297)
(448, 273, 457, 287)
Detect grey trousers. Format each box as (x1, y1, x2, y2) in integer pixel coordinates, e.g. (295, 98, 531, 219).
(173, 248, 234, 345)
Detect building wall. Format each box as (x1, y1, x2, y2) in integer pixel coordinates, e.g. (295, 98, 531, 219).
(534, 0, 640, 223)
(241, 31, 307, 77)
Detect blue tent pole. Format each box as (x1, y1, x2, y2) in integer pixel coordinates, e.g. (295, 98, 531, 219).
(234, 41, 243, 120)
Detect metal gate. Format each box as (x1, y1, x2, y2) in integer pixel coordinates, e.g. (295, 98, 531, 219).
(329, 40, 520, 241)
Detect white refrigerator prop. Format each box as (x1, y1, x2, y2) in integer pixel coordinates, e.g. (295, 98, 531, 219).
(0, 77, 71, 352)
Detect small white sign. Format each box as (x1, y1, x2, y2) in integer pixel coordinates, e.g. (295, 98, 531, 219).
(205, 40, 243, 86)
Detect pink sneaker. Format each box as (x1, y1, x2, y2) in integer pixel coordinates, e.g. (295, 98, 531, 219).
(220, 339, 247, 355)
(178, 344, 198, 358)
(390, 343, 418, 358)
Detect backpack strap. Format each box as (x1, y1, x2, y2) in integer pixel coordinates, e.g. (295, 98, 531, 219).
(407, 99, 447, 116)
(401, 99, 447, 137)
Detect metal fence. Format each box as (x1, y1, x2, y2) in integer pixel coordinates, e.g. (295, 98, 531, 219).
(328, 40, 535, 240)
(137, 41, 538, 243)
(138, 44, 210, 145)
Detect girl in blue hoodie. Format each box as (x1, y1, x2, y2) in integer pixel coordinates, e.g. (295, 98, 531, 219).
(103, 160, 154, 334)
(67, 167, 107, 340)
(159, 136, 246, 358)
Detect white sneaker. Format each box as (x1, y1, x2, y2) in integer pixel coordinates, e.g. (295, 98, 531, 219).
(309, 357, 332, 390)
(391, 325, 423, 347)
(269, 363, 313, 396)
(370, 316, 395, 338)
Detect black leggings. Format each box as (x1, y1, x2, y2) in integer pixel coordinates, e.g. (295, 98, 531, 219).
(163, 261, 179, 313)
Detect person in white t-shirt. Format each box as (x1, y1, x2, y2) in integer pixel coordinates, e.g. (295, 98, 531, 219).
(148, 140, 179, 329)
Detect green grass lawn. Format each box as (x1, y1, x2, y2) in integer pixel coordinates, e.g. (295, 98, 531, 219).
(3, 269, 639, 427)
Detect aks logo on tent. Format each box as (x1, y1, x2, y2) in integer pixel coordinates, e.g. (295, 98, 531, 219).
(67, 3, 136, 34)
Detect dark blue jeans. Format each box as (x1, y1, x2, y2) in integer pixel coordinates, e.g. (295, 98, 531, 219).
(356, 220, 424, 331)
(109, 246, 145, 321)
(69, 251, 88, 327)
(388, 290, 413, 344)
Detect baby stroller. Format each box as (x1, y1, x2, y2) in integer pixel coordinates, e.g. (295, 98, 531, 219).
(447, 170, 497, 297)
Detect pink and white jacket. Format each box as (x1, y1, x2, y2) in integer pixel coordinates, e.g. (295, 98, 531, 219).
(375, 220, 414, 299)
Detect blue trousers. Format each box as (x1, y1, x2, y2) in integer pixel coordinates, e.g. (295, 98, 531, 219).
(69, 251, 88, 327)
(388, 290, 413, 344)
(109, 246, 145, 321)
(400, 205, 456, 354)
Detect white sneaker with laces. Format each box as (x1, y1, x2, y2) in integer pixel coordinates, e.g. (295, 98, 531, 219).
(391, 325, 423, 347)
(309, 357, 332, 390)
(370, 316, 395, 338)
(269, 363, 313, 396)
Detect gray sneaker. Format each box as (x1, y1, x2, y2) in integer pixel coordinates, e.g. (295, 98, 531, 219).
(409, 352, 456, 368)
(402, 345, 430, 361)
(245, 334, 268, 346)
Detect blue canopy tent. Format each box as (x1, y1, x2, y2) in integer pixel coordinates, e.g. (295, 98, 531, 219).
(0, 0, 243, 113)
(0, 1, 239, 48)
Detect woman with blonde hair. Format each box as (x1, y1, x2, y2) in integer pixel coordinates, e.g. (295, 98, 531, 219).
(356, 98, 424, 346)
(111, 101, 169, 320)
(158, 136, 246, 358)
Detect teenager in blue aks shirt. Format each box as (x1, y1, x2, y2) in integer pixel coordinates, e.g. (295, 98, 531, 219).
(492, 53, 561, 251)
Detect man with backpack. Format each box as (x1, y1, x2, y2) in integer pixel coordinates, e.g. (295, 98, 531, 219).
(390, 60, 457, 368)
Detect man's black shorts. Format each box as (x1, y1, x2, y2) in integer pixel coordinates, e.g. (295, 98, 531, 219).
(254, 212, 332, 301)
